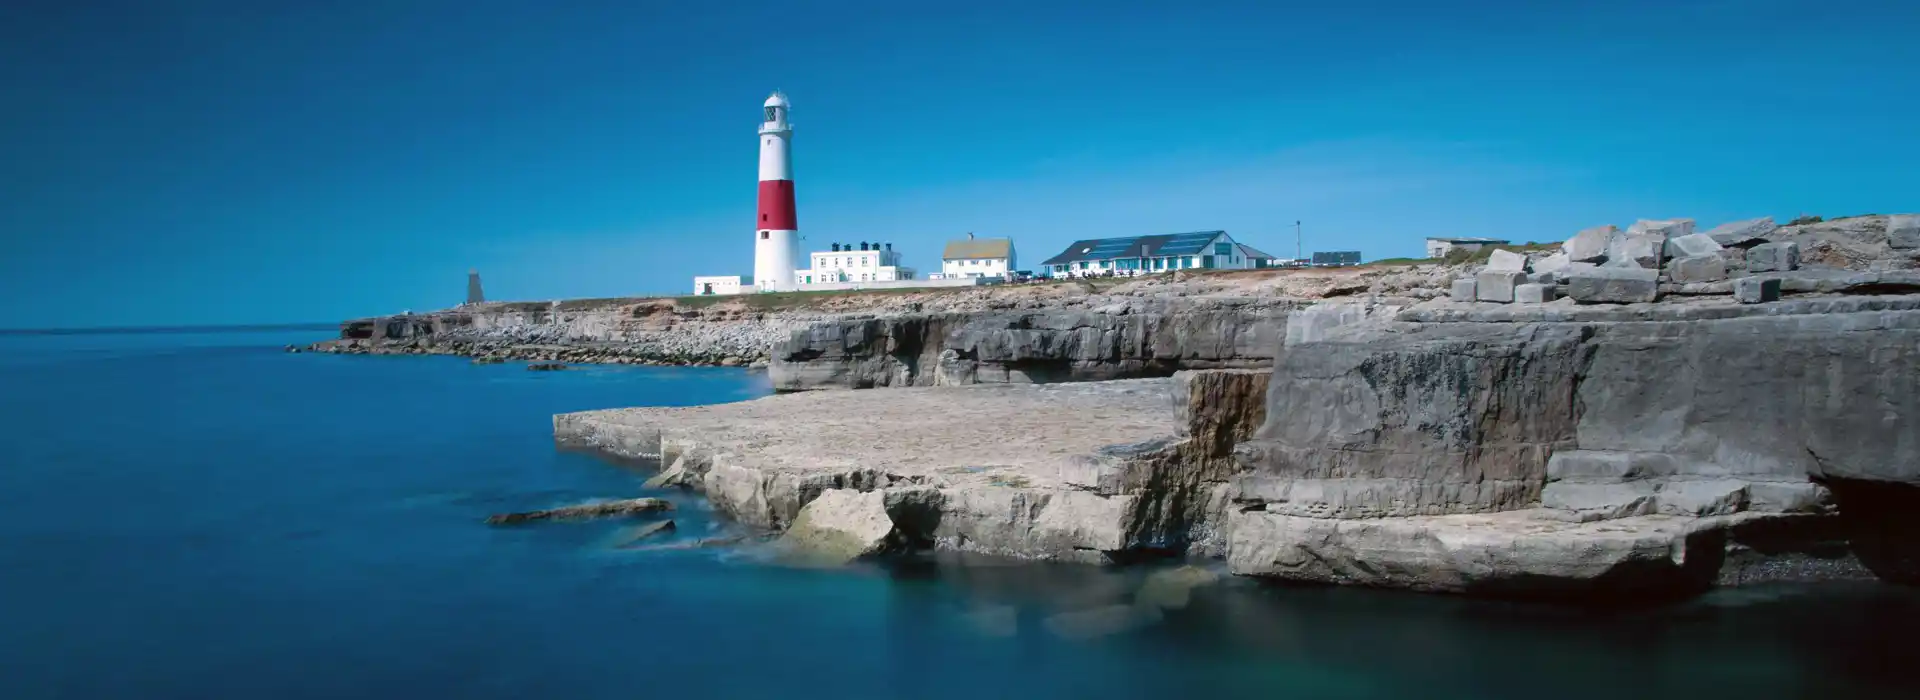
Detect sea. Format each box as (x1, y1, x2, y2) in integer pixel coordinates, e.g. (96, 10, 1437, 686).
(2, 327, 1917, 699)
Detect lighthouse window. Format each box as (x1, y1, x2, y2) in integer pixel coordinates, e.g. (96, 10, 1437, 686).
(765, 107, 777, 122)
(760, 231, 769, 239)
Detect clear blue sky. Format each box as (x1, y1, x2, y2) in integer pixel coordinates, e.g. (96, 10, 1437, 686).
(2, 0, 1914, 327)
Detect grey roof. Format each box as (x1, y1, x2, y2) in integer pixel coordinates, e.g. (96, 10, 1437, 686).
(1235, 243, 1275, 259)
(942, 237, 1013, 260)
(1040, 231, 1228, 266)
(1426, 237, 1510, 243)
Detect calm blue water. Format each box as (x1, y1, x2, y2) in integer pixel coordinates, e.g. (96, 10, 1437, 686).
(3, 328, 1918, 699)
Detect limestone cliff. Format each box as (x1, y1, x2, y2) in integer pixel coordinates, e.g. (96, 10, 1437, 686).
(1229, 295, 1920, 594)
(766, 299, 1293, 391)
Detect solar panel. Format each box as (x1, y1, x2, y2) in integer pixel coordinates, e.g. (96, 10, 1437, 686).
(1157, 232, 1221, 255)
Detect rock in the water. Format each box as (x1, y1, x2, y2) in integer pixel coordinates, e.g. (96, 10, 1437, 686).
(1485, 248, 1528, 272)
(1565, 266, 1659, 304)
(1449, 277, 1477, 302)
(1475, 270, 1527, 303)
(642, 456, 689, 489)
(527, 362, 568, 371)
(614, 519, 676, 548)
(1889, 214, 1920, 250)
(1135, 566, 1221, 610)
(1563, 225, 1616, 263)
(1043, 604, 1164, 639)
(1704, 217, 1777, 248)
(1665, 233, 1724, 258)
(1669, 254, 1728, 284)
(1734, 277, 1781, 304)
(778, 489, 898, 565)
(1514, 283, 1556, 304)
(1747, 242, 1801, 272)
(486, 497, 673, 525)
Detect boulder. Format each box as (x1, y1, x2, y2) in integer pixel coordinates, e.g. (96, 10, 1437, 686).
(1747, 242, 1801, 272)
(1475, 270, 1527, 303)
(777, 489, 898, 565)
(1564, 266, 1659, 304)
(1704, 217, 1778, 248)
(1668, 254, 1728, 284)
(1666, 233, 1724, 258)
(1733, 277, 1781, 304)
(1485, 248, 1528, 272)
(1514, 283, 1556, 304)
(1890, 214, 1920, 250)
(1563, 225, 1616, 263)
(1449, 277, 1477, 302)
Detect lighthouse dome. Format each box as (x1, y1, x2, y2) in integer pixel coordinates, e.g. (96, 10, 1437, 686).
(764, 92, 790, 109)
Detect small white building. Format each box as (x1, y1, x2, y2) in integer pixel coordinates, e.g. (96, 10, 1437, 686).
(692, 275, 751, 296)
(795, 242, 916, 286)
(940, 235, 1016, 279)
(1425, 237, 1510, 259)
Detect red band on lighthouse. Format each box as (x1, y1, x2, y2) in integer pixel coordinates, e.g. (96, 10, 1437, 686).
(756, 180, 797, 231)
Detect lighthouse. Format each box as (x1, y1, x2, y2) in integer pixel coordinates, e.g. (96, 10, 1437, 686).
(753, 91, 799, 291)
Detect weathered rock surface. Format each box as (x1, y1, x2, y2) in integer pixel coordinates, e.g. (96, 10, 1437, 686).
(614, 519, 676, 548)
(1485, 249, 1528, 272)
(1734, 277, 1780, 304)
(1669, 254, 1727, 283)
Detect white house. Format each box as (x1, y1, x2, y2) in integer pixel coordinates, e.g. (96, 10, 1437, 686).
(1425, 237, 1510, 259)
(940, 235, 1016, 279)
(692, 275, 751, 296)
(1038, 230, 1275, 278)
(795, 242, 916, 286)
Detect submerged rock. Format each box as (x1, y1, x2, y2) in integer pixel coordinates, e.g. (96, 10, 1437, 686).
(485, 497, 672, 525)
(526, 362, 568, 371)
(613, 519, 676, 548)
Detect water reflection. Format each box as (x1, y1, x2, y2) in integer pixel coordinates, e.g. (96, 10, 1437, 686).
(874, 553, 1920, 700)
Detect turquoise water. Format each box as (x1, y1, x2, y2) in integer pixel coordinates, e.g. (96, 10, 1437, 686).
(2, 328, 1917, 699)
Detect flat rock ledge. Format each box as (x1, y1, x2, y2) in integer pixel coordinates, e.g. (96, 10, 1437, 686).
(555, 374, 1265, 564)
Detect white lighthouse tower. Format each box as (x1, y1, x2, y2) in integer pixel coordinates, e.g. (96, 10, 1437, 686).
(753, 91, 799, 292)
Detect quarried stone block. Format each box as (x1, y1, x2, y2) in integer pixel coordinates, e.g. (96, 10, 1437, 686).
(1563, 225, 1615, 263)
(1733, 277, 1781, 304)
(1668, 254, 1727, 283)
(1704, 217, 1777, 248)
(1890, 214, 1920, 250)
(1449, 277, 1478, 302)
(1665, 233, 1723, 258)
(1514, 283, 1556, 304)
(1486, 248, 1528, 272)
(1747, 242, 1801, 272)
(1565, 266, 1659, 304)
(1475, 270, 1527, 303)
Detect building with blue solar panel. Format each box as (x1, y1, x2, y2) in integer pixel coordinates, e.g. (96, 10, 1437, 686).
(1037, 231, 1276, 278)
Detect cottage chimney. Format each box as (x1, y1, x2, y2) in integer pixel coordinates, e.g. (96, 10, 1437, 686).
(860, 242, 869, 251)
(967, 232, 975, 240)
(831, 242, 840, 252)
(885, 242, 892, 251)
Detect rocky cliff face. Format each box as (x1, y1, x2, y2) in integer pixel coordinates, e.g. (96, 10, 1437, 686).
(1228, 296, 1920, 595)
(766, 299, 1292, 391)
